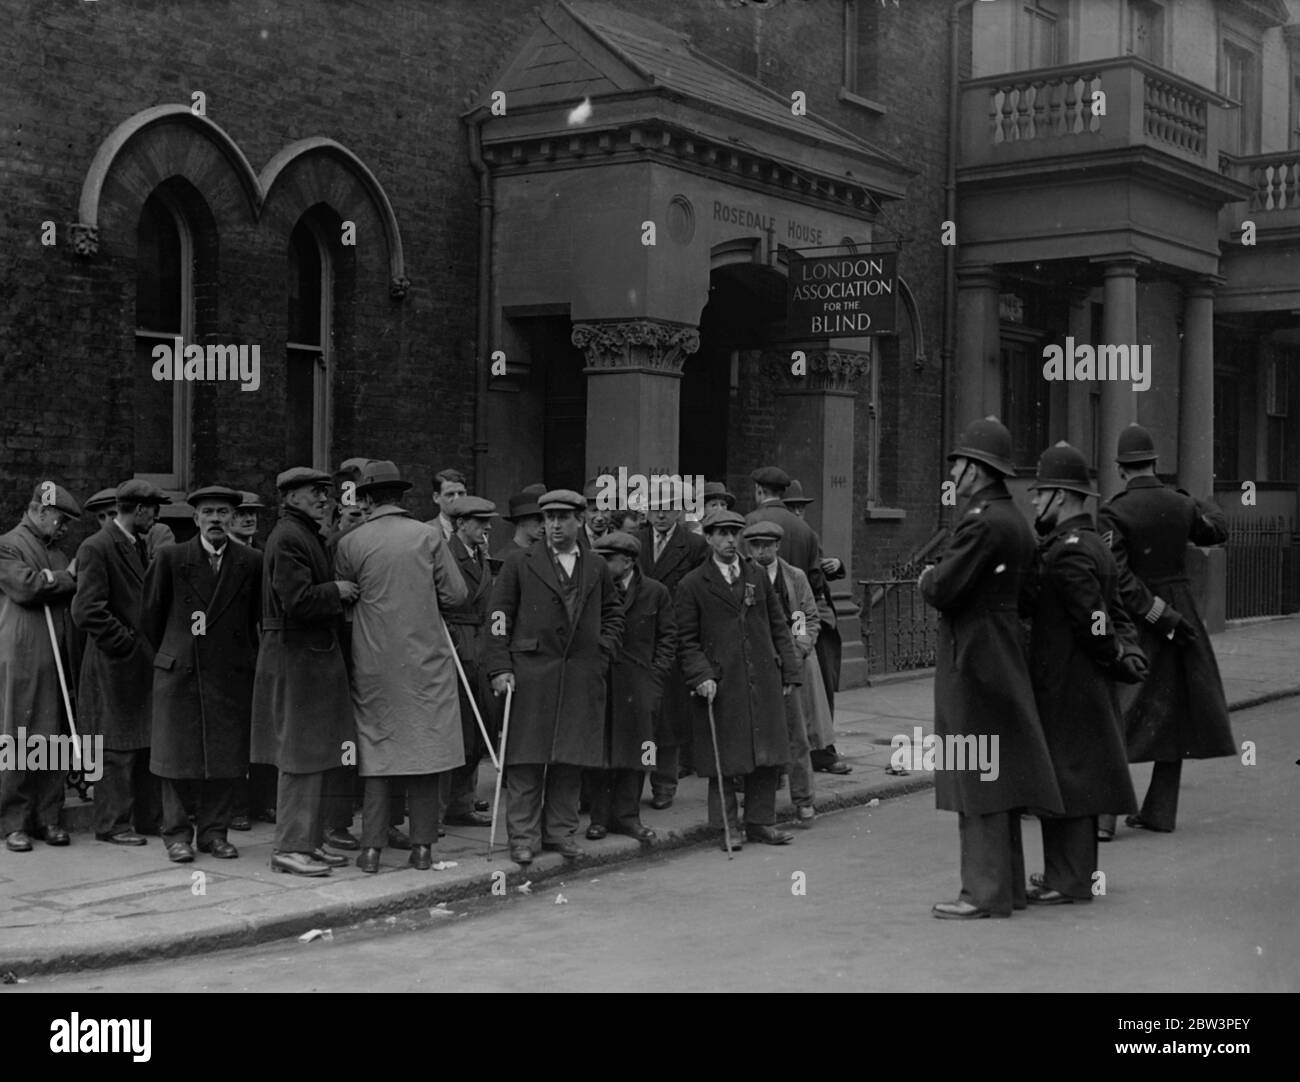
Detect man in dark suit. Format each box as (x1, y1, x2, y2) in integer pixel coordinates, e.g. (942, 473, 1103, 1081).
(1, 482, 81, 852)
(485, 489, 624, 865)
(919, 418, 1063, 918)
(635, 499, 707, 808)
(676, 509, 802, 850)
(1097, 424, 1234, 838)
(745, 467, 826, 599)
(72, 479, 167, 846)
(250, 468, 358, 876)
(491, 490, 544, 564)
(588, 531, 674, 843)
(141, 486, 262, 864)
(441, 495, 497, 827)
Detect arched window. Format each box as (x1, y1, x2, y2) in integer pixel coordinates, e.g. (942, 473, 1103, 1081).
(134, 190, 193, 489)
(287, 218, 332, 468)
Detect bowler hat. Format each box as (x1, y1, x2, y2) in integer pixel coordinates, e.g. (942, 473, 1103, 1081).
(187, 485, 243, 508)
(83, 487, 118, 514)
(702, 509, 745, 532)
(538, 489, 585, 512)
(783, 480, 814, 506)
(449, 495, 496, 520)
(947, 416, 1016, 477)
(356, 460, 413, 495)
(751, 466, 791, 491)
(33, 482, 82, 518)
(276, 466, 333, 492)
(1116, 423, 1158, 464)
(742, 520, 784, 543)
(594, 530, 641, 558)
(702, 481, 736, 509)
(116, 479, 171, 505)
(503, 491, 542, 521)
(1030, 442, 1097, 497)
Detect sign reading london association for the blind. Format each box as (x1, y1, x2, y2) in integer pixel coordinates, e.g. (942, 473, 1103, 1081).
(786, 251, 898, 337)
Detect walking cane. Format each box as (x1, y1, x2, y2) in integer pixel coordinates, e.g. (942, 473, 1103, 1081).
(487, 682, 513, 861)
(440, 617, 499, 771)
(43, 604, 82, 770)
(705, 696, 734, 860)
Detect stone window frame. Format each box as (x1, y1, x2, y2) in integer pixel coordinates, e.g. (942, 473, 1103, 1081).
(1217, 11, 1265, 156)
(1124, 0, 1169, 68)
(286, 213, 336, 472)
(839, 0, 887, 115)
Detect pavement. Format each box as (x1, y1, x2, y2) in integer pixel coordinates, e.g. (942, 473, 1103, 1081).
(1, 615, 1297, 977)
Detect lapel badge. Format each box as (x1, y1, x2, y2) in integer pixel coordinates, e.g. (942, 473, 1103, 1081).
(1065, 534, 1080, 544)
(743, 582, 755, 607)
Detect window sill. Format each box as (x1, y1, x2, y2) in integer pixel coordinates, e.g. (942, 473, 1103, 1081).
(864, 506, 906, 521)
(837, 88, 887, 115)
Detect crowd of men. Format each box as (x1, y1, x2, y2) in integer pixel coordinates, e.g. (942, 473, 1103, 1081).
(0, 459, 851, 874)
(922, 418, 1234, 919)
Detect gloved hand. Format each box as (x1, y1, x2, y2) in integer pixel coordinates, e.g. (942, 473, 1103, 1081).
(1112, 648, 1149, 684)
(1152, 604, 1198, 645)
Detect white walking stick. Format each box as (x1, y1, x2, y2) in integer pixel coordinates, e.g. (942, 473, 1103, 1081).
(43, 604, 82, 769)
(441, 617, 499, 771)
(487, 682, 513, 861)
(706, 697, 734, 861)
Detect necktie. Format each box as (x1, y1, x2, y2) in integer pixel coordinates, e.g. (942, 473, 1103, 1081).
(654, 533, 666, 563)
(210, 547, 223, 576)
(135, 538, 148, 567)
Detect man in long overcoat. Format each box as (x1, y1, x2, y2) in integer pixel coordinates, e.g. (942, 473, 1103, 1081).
(1097, 424, 1235, 837)
(441, 495, 497, 828)
(745, 466, 825, 597)
(485, 489, 624, 866)
(72, 479, 167, 845)
(588, 531, 674, 843)
(251, 467, 358, 877)
(635, 501, 707, 808)
(141, 486, 261, 864)
(919, 418, 1063, 918)
(1025, 443, 1144, 904)
(675, 509, 802, 850)
(0, 482, 81, 852)
(334, 461, 468, 872)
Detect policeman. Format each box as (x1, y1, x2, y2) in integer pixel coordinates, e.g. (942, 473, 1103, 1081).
(1097, 424, 1234, 838)
(920, 418, 1062, 918)
(1025, 442, 1144, 904)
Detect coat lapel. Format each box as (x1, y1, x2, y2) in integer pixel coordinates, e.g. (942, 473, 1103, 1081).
(180, 537, 215, 607)
(206, 540, 250, 625)
(111, 528, 145, 583)
(652, 527, 687, 578)
(524, 544, 566, 603)
(703, 558, 741, 612)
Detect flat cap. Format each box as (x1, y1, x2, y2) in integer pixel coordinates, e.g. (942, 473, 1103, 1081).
(115, 479, 171, 504)
(702, 481, 736, 508)
(504, 491, 543, 521)
(187, 485, 243, 508)
(356, 460, 412, 494)
(333, 457, 372, 483)
(594, 530, 641, 557)
(238, 491, 266, 510)
(520, 482, 547, 498)
(751, 466, 791, 490)
(783, 479, 814, 506)
(83, 487, 118, 514)
(742, 520, 784, 543)
(538, 488, 584, 512)
(33, 481, 81, 518)
(702, 508, 746, 532)
(449, 495, 496, 520)
(276, 466, 333, 492)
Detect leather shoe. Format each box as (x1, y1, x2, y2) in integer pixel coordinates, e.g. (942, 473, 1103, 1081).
(310, 847, 348, 868)
(1029, 872, 1048, 889)
(474, 799, 490, 812)
(198, 838, 238, 859)
(542, 838, 583, 859)
(1125, 814, 1173, 833)
(443, 811, 492, 827)
(510, 846, 533, 865)
(229, 815, 252, 832)
(796, 805, 816, 823)
(649, 793, 673, 810)
(5, 831, 32, 852)
(745, 824, 793, 846)
(409, 844, 433, 870)
(167, 841, 196, 863)
(96, 831, 147, 846)
(585, 823, 608, 840)
(270, 852, 331, 876)
(609, 823, 655, 843)
(1097, 826, 1115, 842)
(387, 827, 412, 850)
(932, 900, 993, 919)
(1027, 886, 1081, 905)
(356, 847, 381, 873)
(324, 828, 359, 850)
(35, 825, 70, 846)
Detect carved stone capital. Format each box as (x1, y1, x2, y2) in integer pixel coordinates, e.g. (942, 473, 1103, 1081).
(572, 319, 700, 372)
(772, 347, 871, 392)
(389, 275, 411, 300)
(70, 223, 98, 258)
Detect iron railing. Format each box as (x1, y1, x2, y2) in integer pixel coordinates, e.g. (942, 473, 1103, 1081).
(858, 552, 944, 676)
(1225, 515, 1300, 619)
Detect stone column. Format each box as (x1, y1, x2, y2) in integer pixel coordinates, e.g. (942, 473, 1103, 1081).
(770, 345, 871, 686)
(954, 264, 1002, 426)
(1098, 260, 1141, 499)
(1178, 279, 1216, 498)
(1065, 288, 1093, 458)
(572, 318, 699, 480)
